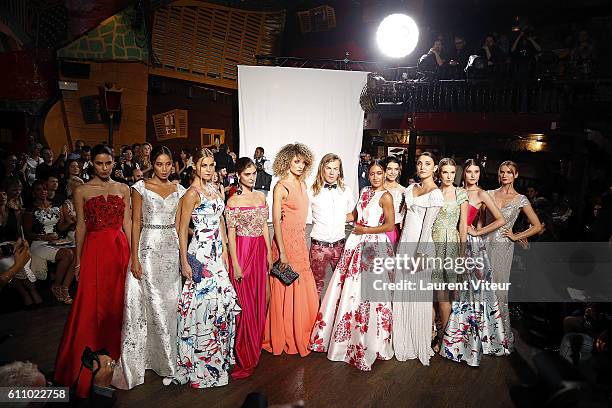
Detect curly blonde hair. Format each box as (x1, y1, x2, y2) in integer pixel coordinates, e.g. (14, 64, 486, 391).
(272, 143, 314, 181)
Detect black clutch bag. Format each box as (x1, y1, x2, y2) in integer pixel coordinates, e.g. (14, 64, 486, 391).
(270, 261, 299, 285)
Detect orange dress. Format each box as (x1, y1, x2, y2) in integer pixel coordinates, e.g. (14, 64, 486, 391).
(263, 179, 319, 356)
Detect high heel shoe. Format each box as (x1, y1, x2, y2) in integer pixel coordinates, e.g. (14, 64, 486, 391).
(431, 325, 441, 353)
(51, 285, 66, 303)
(61, 286, 73, 304)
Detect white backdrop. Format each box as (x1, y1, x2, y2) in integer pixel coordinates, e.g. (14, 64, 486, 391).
(238, 66, 367, 207)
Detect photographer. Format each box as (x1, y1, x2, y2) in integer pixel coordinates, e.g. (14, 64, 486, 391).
(511, 26, 541, 79)
(0, 353, 116, 407)
(358, 152, 371, 192)
(254, 147, 272, 196)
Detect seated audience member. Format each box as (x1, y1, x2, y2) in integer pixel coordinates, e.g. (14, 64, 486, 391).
(418, 39, 446, 78)
(0, 239, 31, 291)
(479, 34, 505, 66)
(35, 147, 55, 181)
(448, 35, 470, 69)
(132, 168, 144, 183)
(571, 30, 596, 67)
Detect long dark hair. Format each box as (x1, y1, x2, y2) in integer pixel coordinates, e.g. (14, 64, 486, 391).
(417, 151, 438, 182)
(235, 157, 256, 195)
(462, 158, 484, 187)
(180, 146, 192, 159)
(367, 159, 385, 173)
(91, 144, 113, 160)
(381, 155, 401, 170)
(151, 145, 172, 164)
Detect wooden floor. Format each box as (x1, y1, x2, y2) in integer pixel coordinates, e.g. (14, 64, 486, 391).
(0, 303, 530, 408)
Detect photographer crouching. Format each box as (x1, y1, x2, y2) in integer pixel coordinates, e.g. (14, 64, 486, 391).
(0, 348, 117, 407)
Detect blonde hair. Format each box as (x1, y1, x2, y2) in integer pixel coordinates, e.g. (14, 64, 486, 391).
(192, 148, 215, 183)
(312, 153, 345, 196)
(437, 157, 456, 179)
(272, 143, 314, 181)
(498, 160, 519, 184)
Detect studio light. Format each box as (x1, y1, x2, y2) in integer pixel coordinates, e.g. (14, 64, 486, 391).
(376, 13, 419, 58)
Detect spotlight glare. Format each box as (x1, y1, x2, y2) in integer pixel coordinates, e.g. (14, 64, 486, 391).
(376, 14, 419, 59)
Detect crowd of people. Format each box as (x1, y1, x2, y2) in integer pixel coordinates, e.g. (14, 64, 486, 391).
(417, 24, 601, 80)
(1, 139, 611, 405)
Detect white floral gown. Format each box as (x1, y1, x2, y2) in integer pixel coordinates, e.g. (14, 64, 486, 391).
(172, 188, 240, 388)
(309, 187, 394, 371)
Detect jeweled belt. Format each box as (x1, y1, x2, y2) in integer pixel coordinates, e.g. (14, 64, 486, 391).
(142, 223, 175, 230)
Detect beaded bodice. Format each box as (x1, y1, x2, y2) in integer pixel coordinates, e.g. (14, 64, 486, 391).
(432, 188, 468, 232)
(85, 195, 125, 231)
(225, 205, 269, 237)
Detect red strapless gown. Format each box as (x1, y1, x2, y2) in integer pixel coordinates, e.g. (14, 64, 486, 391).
(54, 195, 129, 398)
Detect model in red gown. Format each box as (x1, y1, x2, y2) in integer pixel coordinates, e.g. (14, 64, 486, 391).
(54, 194, 130, 398)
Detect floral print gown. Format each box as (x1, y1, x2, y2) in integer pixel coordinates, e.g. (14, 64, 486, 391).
(309, 187, 394, 371)
(173, 189, 240, 388)
(441, 204, 509, 366)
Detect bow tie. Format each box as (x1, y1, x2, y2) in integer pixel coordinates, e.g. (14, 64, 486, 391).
(324, 183, 337, 190)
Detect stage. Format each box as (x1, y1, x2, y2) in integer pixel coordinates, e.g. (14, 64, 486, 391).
(0, 303, 527, 407)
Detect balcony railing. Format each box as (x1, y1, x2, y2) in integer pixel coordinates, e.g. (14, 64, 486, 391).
(361, 74, 611, 115)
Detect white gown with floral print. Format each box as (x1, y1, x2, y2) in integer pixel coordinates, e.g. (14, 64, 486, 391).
(172, 189, 240, 388)
(309, 187, 394, 371)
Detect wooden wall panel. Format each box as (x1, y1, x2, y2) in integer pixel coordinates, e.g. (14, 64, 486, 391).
(44, 61, 149, 151)
(146, 76, 237, 158)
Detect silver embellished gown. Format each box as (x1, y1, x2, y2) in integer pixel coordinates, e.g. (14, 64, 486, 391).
(484, 190, 530, 350)
(112, 181, 186, 389)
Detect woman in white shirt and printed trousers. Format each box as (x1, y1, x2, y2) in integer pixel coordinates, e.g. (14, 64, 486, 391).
(308, 154, 355, 296)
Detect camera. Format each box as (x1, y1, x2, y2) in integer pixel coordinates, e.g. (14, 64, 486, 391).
(0, 242, 14, 258)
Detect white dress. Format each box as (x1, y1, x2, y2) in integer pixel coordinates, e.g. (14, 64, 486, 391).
(112, 181, 186, 389)
(386, 185, 406, 226)
(393, 184, 444, 365)
(309, 188, 394, 370)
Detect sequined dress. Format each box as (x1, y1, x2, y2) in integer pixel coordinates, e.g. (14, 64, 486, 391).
(431, 188, 468, 284)
(484, 191, 530, 350)
(112, 181, 186, 389)
(54, 194, 130, 398)
(172, 188, 240, 388)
